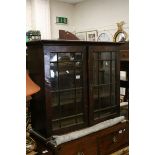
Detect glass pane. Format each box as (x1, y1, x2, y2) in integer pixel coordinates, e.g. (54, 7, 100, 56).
(111, 84, 115, 105)
(76, 89, 83, 113)
(75, 61, 82, 68)
(75, 53, 82, 61)
(93, 87, 99, 110)
(93, 70, 98, 85)
(112, 60, 115, 83)
(44, 53, 50, 83)
(50, 53, 58, 62)
(60, 90, 75, 105)
(112, 51, 116, 60)
(58, 53, 74, 61)
(100, 110, 113, 119)
(93, 60, 99, 85)
(94, 108, 116, 120)
(99, 52, 111, 60)
(75, 69, 83, 87)
(51, 92, 59, 107)
(76, 89, 83, 103)
(99, 61, 111, 84)
(52, 120, 60, 130)
(59, 61, 75, 71)
(94, 112, 100, 120)
(58, 62, 75, 89)
(50, 62, 59, 90)
(76, 115, 84, 124)
(99, 85, 111, 108)
(61, 118, 76, 128)
(60, 102, 75, 117)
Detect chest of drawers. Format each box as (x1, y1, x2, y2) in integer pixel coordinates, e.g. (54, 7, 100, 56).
(32, 122, 128, 155)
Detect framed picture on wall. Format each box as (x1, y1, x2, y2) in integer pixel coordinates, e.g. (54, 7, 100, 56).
(75, 32, 87, 41)
(86, 30, 98, 41)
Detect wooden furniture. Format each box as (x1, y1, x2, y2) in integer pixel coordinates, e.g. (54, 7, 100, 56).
(31, 122, 128, 155)
(59, 30, 79, 40)
(26, 40, 129, 155)
(120, 42, 129, 119)
(27, 40, 121, 137)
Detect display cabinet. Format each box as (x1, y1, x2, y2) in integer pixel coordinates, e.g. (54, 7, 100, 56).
(120, 42, 129, 119)
(27, 40, 121, 137)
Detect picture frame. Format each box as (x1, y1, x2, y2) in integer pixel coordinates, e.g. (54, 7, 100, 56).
(75, 32, 87, 41)
(86, 30, 98, 41)
(97, 30, 113, 42)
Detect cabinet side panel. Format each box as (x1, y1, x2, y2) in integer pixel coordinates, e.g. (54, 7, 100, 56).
(27, 44, 52, 137)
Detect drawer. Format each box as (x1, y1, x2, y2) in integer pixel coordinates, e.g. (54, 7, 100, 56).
(120, 50, 129, 61)
(97, 127, 128, 155)
(57, 138, 97, 155)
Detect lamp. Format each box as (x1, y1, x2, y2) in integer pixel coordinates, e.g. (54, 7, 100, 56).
(26, 72, 40, 97)
(26, 72, 40, 154)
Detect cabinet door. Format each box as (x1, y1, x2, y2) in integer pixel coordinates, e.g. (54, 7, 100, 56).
(44, 45, 88, 134)
(88, 46, 120, 125)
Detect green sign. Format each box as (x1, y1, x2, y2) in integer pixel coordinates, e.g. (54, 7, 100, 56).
(56, 17, 68, 24)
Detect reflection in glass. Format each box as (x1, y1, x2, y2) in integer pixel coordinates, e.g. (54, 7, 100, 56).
(44, 53, 50, 83)
(51, 92, 59, 107)
(61, 118, 76, 128)
(76, 115, 83, 124)
(59, 67, 75, 90)
(75, 70, 83, 87)
(93, 59, 98, 85)
(49, 51, 85, 131)
(99, 85, 110, 108)
(75, 53, 82, 61)
(50, 63, 58, 90)
(76, 89, 83, 113)
(58, 53, 74, 61)
(99, 52, 110, 60)
(50, 53, 57, 62)
(93, 87, 99, 110)
(99, 61, 110, 84)
(60, 90, 75, 105)
(93, 69, 98, 85)
(112, 52, 116, 60)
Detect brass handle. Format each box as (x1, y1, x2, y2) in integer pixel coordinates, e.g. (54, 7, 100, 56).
(113, 136, 117, 143)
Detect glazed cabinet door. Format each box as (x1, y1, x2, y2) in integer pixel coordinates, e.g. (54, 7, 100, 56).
(88, 46, 120, 125)
(44, 45, 88, 134)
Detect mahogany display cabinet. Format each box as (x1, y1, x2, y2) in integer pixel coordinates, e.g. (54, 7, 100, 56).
(120, 42, 129, 102)
(27, 40, 121, 138)
(120, 42, 129, 120)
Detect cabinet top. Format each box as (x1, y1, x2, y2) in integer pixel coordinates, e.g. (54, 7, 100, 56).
(26, 39, 127, 46)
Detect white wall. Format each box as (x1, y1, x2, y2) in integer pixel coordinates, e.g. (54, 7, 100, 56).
(50, 0, 75, 39)
(74, 0, 129, 39)
(26, 0, 32, 31)
(26, 0, 51, 39)
(26, 0, 129, 40)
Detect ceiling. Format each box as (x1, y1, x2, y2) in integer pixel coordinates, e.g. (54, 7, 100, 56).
(57, 0, 85, 4)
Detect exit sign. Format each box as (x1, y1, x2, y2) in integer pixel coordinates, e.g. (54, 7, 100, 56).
(56, 17, 68, 24)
